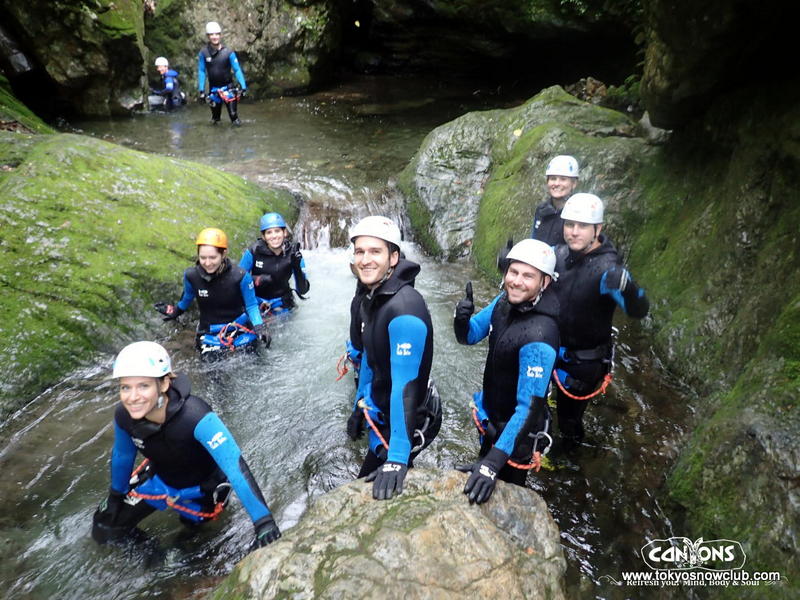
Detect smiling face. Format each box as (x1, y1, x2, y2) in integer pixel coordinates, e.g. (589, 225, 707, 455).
(262, 227, 287, 252)
(563, 220, 602, 254)
(198, 244, 225, 274)
(353, 235, 399, 289)
(546, 175, 578, 206)
(207, 32, 221, 46)
(504, 261, 549, 305)
(119, 376, 169, 421)
(156, 65, 168, 75)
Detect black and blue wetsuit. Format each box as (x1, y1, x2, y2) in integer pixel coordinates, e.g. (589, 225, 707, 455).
(198, 43, 246, 123)
(552, 234, 649, 443)
(175, 258, 263, 335)
(455, 288, 559, 485)
(106, 374, 273, 528)
(152, 69, 183, 110)
(353, 258, 438, 476)
(530, 197, 567, 246)
(239, 240, 309, 312)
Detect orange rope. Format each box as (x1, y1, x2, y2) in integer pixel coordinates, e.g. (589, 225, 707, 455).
(358, 400, 389, 450)
(335, 353, 349, 381)
(126, 459, 224, 519)
(470, 407, 545, 472)
(552, 370, 613, 401)
(217, 322, 255, 351)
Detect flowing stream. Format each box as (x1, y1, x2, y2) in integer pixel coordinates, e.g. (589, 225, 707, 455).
(1, 75, 693, 599)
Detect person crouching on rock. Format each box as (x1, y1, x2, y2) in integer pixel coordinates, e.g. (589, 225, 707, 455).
(154, 227, 270, 350)
(453, 239, 560, 504)
(91, 341, 281, 549)
(345, 216, 442, 500)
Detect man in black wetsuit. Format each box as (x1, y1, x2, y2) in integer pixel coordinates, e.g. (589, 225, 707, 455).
(453, 239, 559, 503)
(552, 193, 650, 448)
(530, 155, 580, 246)
(197, 21, 247, 125)
(345, 216, 441, 500)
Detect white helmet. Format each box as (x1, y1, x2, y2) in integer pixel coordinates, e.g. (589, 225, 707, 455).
(545, 155, 579, 178)
(349, 216, 402, 247)
(506, 239, 557, 279)
(154, 56, 169, 67)
(113, 341, 172, 378)
(205, 21, 222, 34)
(561, 192, 604, 224)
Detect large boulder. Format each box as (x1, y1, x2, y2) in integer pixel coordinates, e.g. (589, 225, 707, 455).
(396, 85, 650, 266)
(0, 0, 147, 116)
(0, 129, 295, 415)
(213, 468, 566, 599)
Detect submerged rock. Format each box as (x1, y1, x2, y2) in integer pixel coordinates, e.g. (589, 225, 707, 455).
(213, 468, 566, 599)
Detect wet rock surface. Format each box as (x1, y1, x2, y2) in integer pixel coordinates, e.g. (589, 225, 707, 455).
(213, 468, 566, 599)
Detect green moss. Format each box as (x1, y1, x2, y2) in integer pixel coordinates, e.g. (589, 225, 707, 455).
(0, 131, 294, 412)
(0, 75, 54, 134)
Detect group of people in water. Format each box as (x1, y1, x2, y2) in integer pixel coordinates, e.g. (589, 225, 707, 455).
(149, 21, 246, 125)
(93, 137, 648, 552)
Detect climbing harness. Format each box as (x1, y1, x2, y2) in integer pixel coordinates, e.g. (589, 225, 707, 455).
(126, 459, 229, 520)
(470, 401, 552, 473)
(552, 370, 612, 400)
(217, 321, 255, 350)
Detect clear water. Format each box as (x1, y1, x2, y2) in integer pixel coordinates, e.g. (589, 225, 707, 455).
(1, 75, 693, 599)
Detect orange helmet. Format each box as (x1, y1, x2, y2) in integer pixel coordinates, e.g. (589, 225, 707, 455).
(195, 227, 228, 249)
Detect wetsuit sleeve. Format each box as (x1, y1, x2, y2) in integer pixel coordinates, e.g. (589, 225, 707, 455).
(239, 249, 254, 272)
(354, 348, 374, 410)
(293, 255, 310, 295)
(164, 76, 175, 93)
(463, 293, 502, 345)
(239, 272, 263, 326)
(110, 420, 138, 494)
(197, 52, 206, 92)
(194, 412, 271, 523)
(386, 315, 428, 465)
(176, 273, 197, 312)
(599, 268, 650, 319)
(494, 341, 557, 456)
(229, 52, 246, 90)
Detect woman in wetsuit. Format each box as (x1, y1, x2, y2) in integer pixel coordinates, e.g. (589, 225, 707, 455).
(91, 341, 281, 549)
(239, 213, 310, 316)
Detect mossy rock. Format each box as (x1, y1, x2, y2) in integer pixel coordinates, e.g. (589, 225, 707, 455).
(0, 75, 54, 134)
(0, 131, 294, 414)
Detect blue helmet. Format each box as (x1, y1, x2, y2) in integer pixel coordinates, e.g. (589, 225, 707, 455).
(259, 212, 287, 231)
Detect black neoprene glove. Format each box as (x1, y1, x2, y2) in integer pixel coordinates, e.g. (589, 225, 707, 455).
(453, 282, 474, 344)
(154, 302, 184, 321)
(253, 514, 281, 547)
(365, 461, 408, 500)
(289, 242, 303, 268)
(455, 446, 508, 505)
(346, 408, 365, 440)
(253, 323, 271, 347)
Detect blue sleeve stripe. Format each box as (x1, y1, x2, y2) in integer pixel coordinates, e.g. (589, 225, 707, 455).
(495, 341, 557, 455)
(177, 274, 196, 311)
(355, 348, 374, 411)
(240, 273, 263, 326)
(467, 293, 502, 344)
(110, 420, 138, 494)
(194, 412, 270, 522)
(386, 315, 428, 464)
(239, 249, 254, 272)
(230, 52, 247, 89)
(197, 52, 206, 92)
